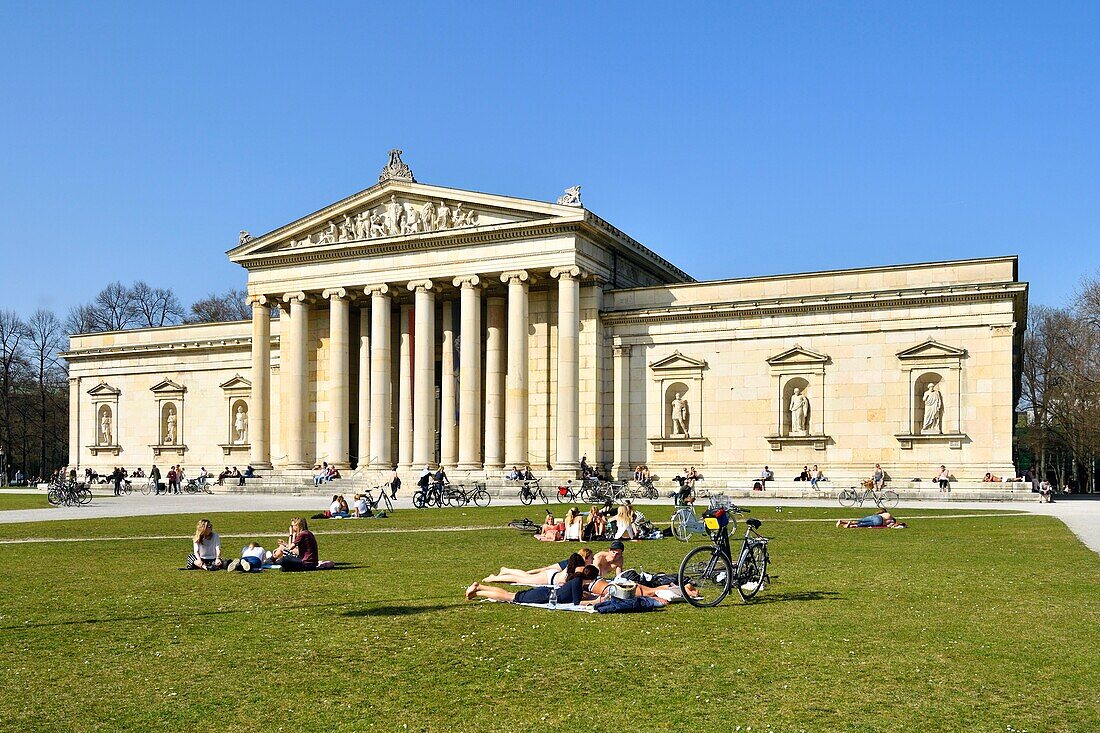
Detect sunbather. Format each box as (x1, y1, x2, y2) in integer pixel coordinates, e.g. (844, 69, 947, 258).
(836, 509, 907, 529)
(465, 565, 601, 605)
(482, 548, 593, 585)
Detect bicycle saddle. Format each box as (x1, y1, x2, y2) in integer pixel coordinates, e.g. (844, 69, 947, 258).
(746, 518, 762, 529)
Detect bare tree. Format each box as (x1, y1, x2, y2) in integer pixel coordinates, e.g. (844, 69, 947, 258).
(0, 311, 29, 480)
(26, 309, 66, 473)
(92, 281, 139, 332)
(188, 288, 252, 323)
(130, 281, 185, 328)
(64, 304, 99, 335)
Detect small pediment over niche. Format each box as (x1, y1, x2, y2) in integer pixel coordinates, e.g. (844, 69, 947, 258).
(87, 381, 121, 397)
(150, 378, 186, 394)
(766, 345, 830, 366)
(649, 351, 708, 371)
(896, 339, 967, 361)
(219, 374, 252, 391)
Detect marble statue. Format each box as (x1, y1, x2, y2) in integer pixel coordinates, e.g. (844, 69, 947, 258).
(557, 185, 582, 206)
(670, 393, 689, 436)
(234, 405, 248, 444)
(420, 201, 436, 232)
(238, 230, 253, 246)
(338, 214, 354, 242)
(353, 212, 369, 240)
(435, 201, 451, 231)
(100, 411, 112, 445)
(402, 203, 421, 234)
(921, 382, 944, 434)
(789, 388, 810, 435)
(317, 221, 337, 245)
(379, 148, 416, 183)
(369, 212, 386, 238)
(384, 195, 403, 235)
(165, 409, 177, 445)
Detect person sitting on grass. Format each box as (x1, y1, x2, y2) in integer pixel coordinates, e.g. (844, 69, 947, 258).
(614, 502, 637, 540)
(227, 542, 268, 572)
(273, 518, 334, 571)
(563, 506, 584, 541)
(353, 494, 372, 518)
(583, 504, 608, 541)
(592, 540, 626, 577)
(535, 511, 564, 541)
(187, 519, 224, 570)
(466, 564, 601, 605)
(482, 548, 594, 585)
(836, 509, 907, 529)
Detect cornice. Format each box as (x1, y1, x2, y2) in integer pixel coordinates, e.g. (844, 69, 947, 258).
(600, 282, 1028, 326)
(62, 335, 275, 362)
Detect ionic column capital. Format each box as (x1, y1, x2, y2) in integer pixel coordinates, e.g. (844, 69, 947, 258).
(453, 275, 482, 289)
(612, 344, 633, 357)
(322, 287, 349, 301)
(500, 270, 529, 284)
(247, 294, 269, 307)
(406, 279, 435, 293)
(363, 283, 391, 297)
(550, 266, 582, 281)
(282, 291, 310, 304)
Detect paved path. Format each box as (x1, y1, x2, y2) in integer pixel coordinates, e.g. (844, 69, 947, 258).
(2, 491, 1098, 554)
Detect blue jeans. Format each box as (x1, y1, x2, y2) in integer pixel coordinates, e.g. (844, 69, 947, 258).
(856, 514, 885, 528)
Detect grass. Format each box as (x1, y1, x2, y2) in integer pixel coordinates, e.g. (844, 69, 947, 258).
(0, 505, 1096, 732)
(0, 492, 52, 510)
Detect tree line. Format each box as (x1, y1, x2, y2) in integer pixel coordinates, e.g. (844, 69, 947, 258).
(0, 283, 251, 482)
(1017, 272, 1100, 492)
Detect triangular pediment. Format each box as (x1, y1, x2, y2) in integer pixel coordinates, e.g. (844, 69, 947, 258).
(766, 345, 830, 366)
(649, 351, 708, 371)
(218, 374, 252, 391)
(87, 381, 120, 396)
(896, 339, 967, 360)
(229, 180, 586, 261)
(149, 378, 186, 394)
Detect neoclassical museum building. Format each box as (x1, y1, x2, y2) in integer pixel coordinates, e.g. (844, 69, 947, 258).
(65, 151, 1028, 485)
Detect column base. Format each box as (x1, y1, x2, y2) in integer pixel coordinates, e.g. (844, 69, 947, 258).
(483, 462, 504, 471)
(250, 462, 274, 471)
(456, 462, 483, 471)
(285, 461, 311, 469)
(555, 461, 580, 473)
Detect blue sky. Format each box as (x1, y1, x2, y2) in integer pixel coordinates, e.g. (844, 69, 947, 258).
(1, 2, 1097, 317)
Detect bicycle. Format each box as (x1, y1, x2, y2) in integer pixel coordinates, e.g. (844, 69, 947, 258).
(184, 478, 213, 494)
(519, 478, 549, 505)
(365, 484, 395, 514)
(678, 504, 771, 607)
(837, 481, 898, 509)
(443, 481, 492, 508)
(47, 479, 92, 507)
(669, 492, 730, 542)
(555, 481, 588, 503)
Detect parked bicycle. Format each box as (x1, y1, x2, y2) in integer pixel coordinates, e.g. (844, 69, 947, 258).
(445, 481, 492, 508)
(365, 484, 395, 514)
(519, 478, 549, 505)
(184, 478, 213, 494)
(669, 493, 731, 542)
(555, 481, 587, 503)
(678, 504, 772, 607)
(837, 481, 899, 509)
(47, 479, 92, 507)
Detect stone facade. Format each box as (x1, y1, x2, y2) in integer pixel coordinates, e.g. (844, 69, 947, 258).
(64, 157, 1027, 482)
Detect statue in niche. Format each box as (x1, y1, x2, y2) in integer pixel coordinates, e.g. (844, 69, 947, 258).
(384, 195, 403, 235)
(164, 409, 177, 445)
(557, 185, 582, 206)
(435, 201, 451, 231)
(100, 410, 112, 445)
(234, 405, 248, 444)
(789, 388, 810, 436)
(420, 201, 436, 232)
(670, 392, 689, 437)
(921, 382, 944, 434)
(369, 212, 386, 238)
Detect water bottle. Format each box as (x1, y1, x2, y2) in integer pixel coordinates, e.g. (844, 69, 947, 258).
(549, 585, 558, 609)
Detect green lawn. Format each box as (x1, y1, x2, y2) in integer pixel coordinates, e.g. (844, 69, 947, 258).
(0, 492, 52, 510)
(0, 506, 1096, 732)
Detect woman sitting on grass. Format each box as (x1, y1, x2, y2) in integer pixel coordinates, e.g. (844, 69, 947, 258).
(836, 509, 907, 529)
(273, 517, 334, 571)
(614, 502, 637, 540)
(583, 505, 607, 540)
(482, 548, 594, 586)
(563, 506, 584, 541)
(187, 518, 224, 570)
(466, 564, 601, 605)
(535, 511, 564, 541)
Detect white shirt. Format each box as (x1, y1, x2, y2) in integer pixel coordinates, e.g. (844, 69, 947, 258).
(194, 532, 220, 560)
(330, 500, 342, 514)
(356, 497, 369, 514)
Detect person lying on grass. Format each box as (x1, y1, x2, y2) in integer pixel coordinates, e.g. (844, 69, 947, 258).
(836, 509, 907, 529)
(466, 565, 602, 605)
(588, 576, 699, 602)
(227, 542, 268, 572)
(483, 548, 594, 585)
(187, 518, 224, 570)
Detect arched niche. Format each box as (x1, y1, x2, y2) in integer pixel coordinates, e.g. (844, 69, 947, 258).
(647, 351, 708, 452)
(781, 376, 812, 437)
(664, 381, 691, 438)
(231, 399, 249, 445)
(765, 345, 830, 451)
(161, 402, 178, 445)
(97, 404, 114, 446)
(86, 381, 121, 456)
(895, 339, 967, 449)
(149, 378, 186, 457)
(913, 371, 944, 435)
(218, 373, 251, 456)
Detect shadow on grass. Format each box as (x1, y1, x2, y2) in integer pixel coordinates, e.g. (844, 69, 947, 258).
(2, 600, 352, 631)
(742, 589, 842, 605)
(343, 595, 468, 617)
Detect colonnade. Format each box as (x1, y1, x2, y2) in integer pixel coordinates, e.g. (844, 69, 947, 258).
(247, 267, 584, 473)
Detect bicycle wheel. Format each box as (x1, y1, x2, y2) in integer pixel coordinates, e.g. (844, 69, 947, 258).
(412, 491, 426, 509)
(556, 487, 570, 503)
(879, 490, 899, 509)
(670, 511, 692, 542)
(380, 492, 394, 513)
(78, 487, 93, 505)
(538, 489, 549, 505)
(679, 545, 733, 608)
(736, 543, 768, 601)
(579, 485, 596, 503)
(472, 488, 491, 508)
(47, 487, 62, 506)
(838, 489, 858, 508)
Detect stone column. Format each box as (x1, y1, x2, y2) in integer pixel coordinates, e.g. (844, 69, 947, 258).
(68, 376, 80, 468)
(454, 276, 483, 469)
(440, 299, 458, 468)
(248, 295, 272, 469)
(612, 344, 632, 476)
(552, 267, 581, 472)
(282, 291, 311, 468)
(398, 303, 413, 470)
(407, 280, 437, 468)
(501, 271, 529, 467)
(483, 295, 506, 469)
(366, 285, 391, 468)
(356, 299, 370, 469)
(323, 288, 350, 468)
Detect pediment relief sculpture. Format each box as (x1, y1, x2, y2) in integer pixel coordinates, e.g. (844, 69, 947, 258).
(281, 194, 484, 249)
